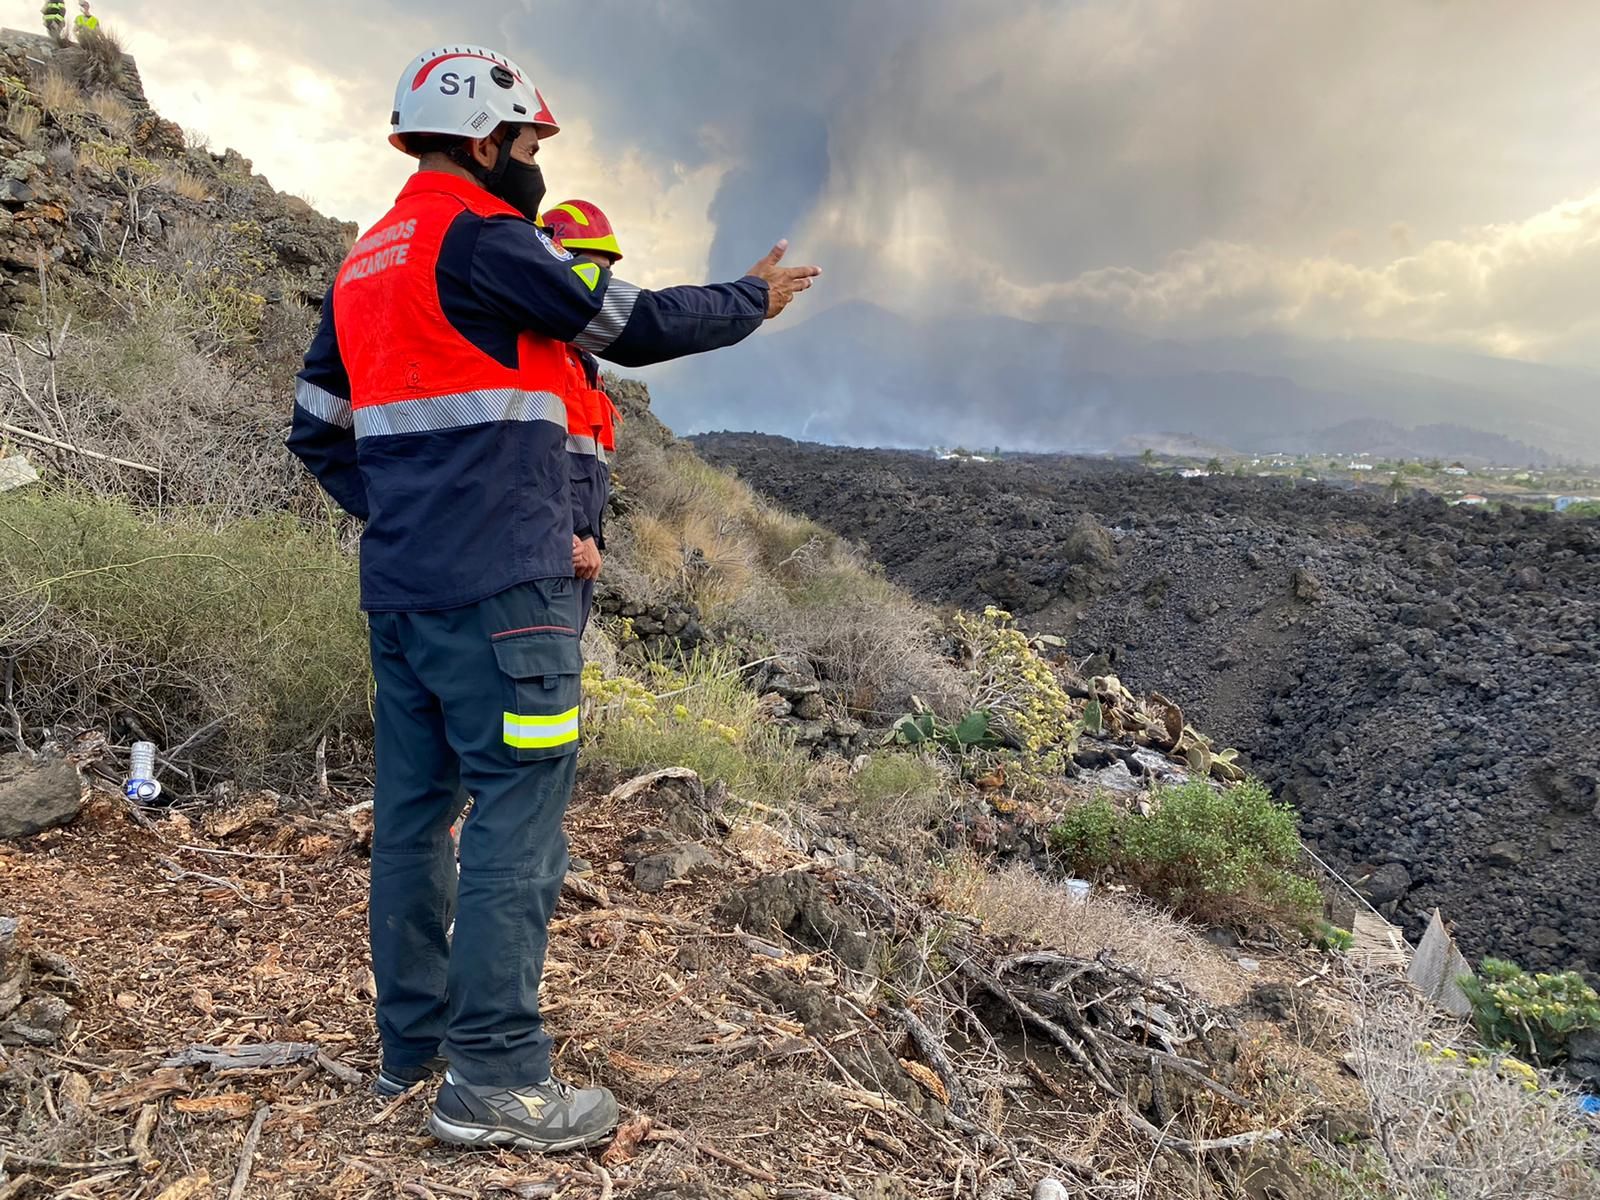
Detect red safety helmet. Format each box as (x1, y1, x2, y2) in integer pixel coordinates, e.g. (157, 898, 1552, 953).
(541, 199, 622, 262)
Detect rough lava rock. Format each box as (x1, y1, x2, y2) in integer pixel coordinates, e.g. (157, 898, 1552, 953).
(0, 753, 82, 839)
(719, 871, 877, 971)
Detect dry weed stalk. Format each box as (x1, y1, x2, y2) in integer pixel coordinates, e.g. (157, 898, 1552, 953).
(1348, 969, 1598, 1199)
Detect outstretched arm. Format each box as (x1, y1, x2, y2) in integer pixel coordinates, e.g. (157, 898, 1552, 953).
(578, 241, 821, 368)
(465, 218, 819, 368)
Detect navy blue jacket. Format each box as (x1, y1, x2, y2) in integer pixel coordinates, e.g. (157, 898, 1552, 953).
(288, 172, 766, 612)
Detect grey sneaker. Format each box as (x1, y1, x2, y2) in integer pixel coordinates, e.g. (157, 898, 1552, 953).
(426, 1071, 619, 1151)
(373, 1054, 447, 1097)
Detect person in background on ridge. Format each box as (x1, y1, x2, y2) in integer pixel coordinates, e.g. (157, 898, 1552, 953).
(41, 0, 68, 46)
(286, 44, 818, 1154)
(74, 0, 99, 36)
(542, 199, 625, 636)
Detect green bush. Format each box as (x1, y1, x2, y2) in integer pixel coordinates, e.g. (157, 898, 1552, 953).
(1050, 779, 1320, 927)
(1052, 793, 1118, 871)
(1459, 958, 1600, 1066)
(850, 752, 945, 814)
(0, 488, 367, 784)
(582, 648, 808, 809)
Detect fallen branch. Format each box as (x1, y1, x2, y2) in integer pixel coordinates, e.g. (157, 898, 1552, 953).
(561, 871, 612, 909)
(162, 1042, 319, 1071)
(155, 857, 274, 911)
(954, 954, 1120, 1095)
(1122, 1107, 1283, 1156)
(369, 1078, 428, 1125)
(129, 1103, 159, 1171)
(0, 420, 161, 474)
(315, 1050, 364, 1086)
(647, 1127, 777, 1183)
(888, 1003, 971, 1118)
(549, 908, 711, 937)
(0, 1147, 137, 1171)
(1103, 1040, 1252, 1109)
(227, 1105, 269, 1200)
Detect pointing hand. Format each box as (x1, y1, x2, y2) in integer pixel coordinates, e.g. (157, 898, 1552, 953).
(745, 239, 821, 320)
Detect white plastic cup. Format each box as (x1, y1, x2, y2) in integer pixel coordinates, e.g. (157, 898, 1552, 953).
(1065, 878, 1092, 903)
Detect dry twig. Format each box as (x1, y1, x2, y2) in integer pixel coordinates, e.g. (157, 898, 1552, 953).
(227, 1105, 269, 1200)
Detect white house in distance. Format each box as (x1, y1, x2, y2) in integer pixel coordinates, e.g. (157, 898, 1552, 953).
(1348, 462, 1375, 471)
(1444, 466, 1470, 476)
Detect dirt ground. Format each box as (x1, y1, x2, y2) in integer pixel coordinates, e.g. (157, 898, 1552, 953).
(1, 775, 1368, 1200)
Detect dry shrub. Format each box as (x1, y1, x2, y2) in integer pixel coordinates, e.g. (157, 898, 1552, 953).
(34, 70, 83, 119)
(608, 434, 968, 720)
(735, 565, 970, 719)
(1341, 976, 1599, 1198)
(5, 103, 43, 144)
(46, 140, 77, 174)
(73, 27, 128, 92)
(8, 249, 318, 516)
(932, 856, 1242, 1003)
(86, 89, 133, 139)
(583, 647, 813, 809)
(0, 489, 368, 788)
(158, 164, 212, 202)
(677, 509, 755, 610)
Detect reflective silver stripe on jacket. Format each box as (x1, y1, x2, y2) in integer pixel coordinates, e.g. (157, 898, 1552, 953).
(574, 279, 640, 354)
(295, 379, 353, 429)
(354, 389, 566, 438)
(565, 434, 599, 456)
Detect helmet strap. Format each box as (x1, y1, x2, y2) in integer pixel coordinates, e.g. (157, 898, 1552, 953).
(445, 125, 516, 189)
(484, 132, 518, 193)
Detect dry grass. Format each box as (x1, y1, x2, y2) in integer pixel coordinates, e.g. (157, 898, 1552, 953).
(34, 70, 83, 119)
(931, 855, 1246, 1004)
(5, 102, 42, 143)
(158, 162, 213, 202)
(86, 89, 134, 139)
(608, 436, 970, 720)
(46, 139, 77, 174)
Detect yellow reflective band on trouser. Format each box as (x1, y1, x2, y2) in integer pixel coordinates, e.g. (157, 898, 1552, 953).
(503, 706, 580, 749)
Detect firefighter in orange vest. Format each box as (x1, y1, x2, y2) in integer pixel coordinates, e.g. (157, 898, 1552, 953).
(543, 200, 623, 635)
(287, 44, 819, 1152)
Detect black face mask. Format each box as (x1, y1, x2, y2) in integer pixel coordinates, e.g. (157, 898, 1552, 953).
(484, 134, 545, 221)
(492, 159, 546, 222)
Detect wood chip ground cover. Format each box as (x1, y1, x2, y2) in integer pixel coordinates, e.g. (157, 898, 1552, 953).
(1, 781, 1365, 1198)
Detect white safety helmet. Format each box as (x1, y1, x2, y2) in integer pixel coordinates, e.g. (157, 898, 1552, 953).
(389, 45, 559, 155)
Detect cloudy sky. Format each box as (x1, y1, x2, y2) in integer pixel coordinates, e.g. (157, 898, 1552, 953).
(15, 0, 1600, 367)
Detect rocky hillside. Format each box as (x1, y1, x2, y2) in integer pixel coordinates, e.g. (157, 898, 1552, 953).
(1, 32, 350, 314)
(694, 433, 1600, 974)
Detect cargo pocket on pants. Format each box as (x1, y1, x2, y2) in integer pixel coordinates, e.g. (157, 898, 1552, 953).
(492, 630, 582, 762)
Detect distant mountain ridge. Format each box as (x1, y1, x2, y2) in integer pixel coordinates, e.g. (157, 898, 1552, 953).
(644, 301, 1600, 464)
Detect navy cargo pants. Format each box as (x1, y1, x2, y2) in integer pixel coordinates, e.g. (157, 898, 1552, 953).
(367, 578, 581, 1087)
